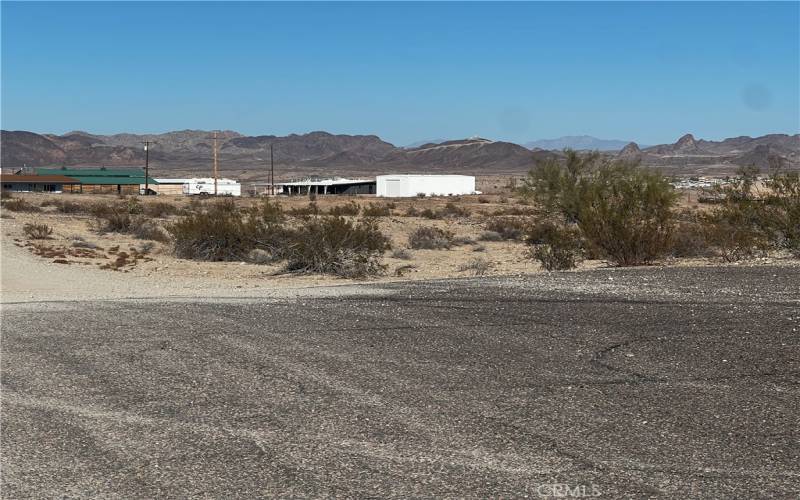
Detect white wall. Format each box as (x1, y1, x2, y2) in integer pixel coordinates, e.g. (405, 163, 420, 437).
(376, 175, 475, 197)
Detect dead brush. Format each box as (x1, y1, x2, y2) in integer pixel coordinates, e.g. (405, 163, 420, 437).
(282, 216, 391, 278)
(2, 197, 40, 212)
(408, 226, 454, 250)
(327, 201, 361, 216)
(458, 257, 491, 276)
(484, 217, 528, 240)
(23, 223, 53, 240)
(362, 203, 392, 217)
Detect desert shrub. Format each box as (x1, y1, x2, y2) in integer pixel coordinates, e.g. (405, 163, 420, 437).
(670, 222, 714, 258)
(308, 191, 317, 202)
(417, 192, 427, 198)
(144, 201, 179, 218)
(2, 197, 40, 212)
(52, 199, 86, 214)
(522, 152, 677, 265)
(458, 257, 491, 276)
(134, 220, 170, 242)
(282, 216, 390, 278)
(763, 171, 800, 257)
(362, 203, 392, 217)
(419, 208, 441, 219)
(328, 201, 361, 216)
(246, 248, 277, 265)
(289, 202, 320, 216)
(168, 202, 257, 261)
(485, 218, 527, 240)
(699, 167, 784, 261)
(404, 206, 420, 217)
(385, 202, 397, 209)
(1, 191, 12, 199)
(478, 197, 490, 204)
(23, 223, 53, 239)
(478, 230, 503, 242)
(452, 235, 476, 246)
(391, 248, 413, 260)
(125, 197, 144, 214)
(526, 221, 583, 271)
(701, 208, 771, 261)
(440, 202, 470, 218)
(408, 226, 454, 249)
(246, 198, 285, 226)
(473, 244, 486, 252)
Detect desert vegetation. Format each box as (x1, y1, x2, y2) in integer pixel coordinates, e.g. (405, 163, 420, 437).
(5, 163, 798, 284)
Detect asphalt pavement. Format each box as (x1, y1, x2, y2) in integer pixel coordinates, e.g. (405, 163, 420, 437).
(2, 265, 799, 498)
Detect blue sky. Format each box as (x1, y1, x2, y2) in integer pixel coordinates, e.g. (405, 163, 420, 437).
(2, 1, 798, 146)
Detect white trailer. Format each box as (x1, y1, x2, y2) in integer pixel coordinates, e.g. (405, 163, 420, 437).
(376, 174, 476, 197)
(183, 178, 241, 196)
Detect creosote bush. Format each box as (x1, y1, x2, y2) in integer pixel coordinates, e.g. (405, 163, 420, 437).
(520, 151, 677, 266)
(484, 218, 527, 241)
(167, 199, 390, 278)
(327, 201, 361, 216)
(526, 221, 583, 271)
(408, 226, 454, 250)
(362, 203, 392, 217)
(282, 216, 390, 278)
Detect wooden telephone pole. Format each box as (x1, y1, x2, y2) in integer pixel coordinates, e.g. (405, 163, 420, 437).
(141, 140, 156, 195)
(270, 144, 275, 195)
(212, 131, 219, 196)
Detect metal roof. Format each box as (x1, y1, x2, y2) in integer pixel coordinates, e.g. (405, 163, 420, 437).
(36, 168, 157, 185)
(1, 174, 81, 184)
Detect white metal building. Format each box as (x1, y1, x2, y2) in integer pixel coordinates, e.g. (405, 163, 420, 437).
(376, 174, 477, 197)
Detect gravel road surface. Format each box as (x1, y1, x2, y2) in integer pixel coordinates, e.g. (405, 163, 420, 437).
(2, 265, 799, 498)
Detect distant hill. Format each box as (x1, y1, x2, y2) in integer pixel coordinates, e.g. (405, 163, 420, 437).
(525, 135, 636, 151)
(1, 129, 797, 176)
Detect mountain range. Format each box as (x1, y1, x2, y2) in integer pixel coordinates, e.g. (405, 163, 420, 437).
(1, 129, 798, 177)
(525, 135, 637, 151)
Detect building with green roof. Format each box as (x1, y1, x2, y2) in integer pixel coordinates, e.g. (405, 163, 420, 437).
(36, 167, 158, 194)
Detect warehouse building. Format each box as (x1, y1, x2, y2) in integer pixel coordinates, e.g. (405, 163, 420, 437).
(1, 174, 81, 193)
(253, 178, 376, 196)
(36, 167, 158, 194)
(376, 174, 476, 197)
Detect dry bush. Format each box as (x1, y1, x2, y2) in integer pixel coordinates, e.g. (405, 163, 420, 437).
(23, 223, 53, 240)
(391, 248, 413, 260)
(288, 202, 320, 216)
(408, 226, 454, 250)
(327, 201, 361, 216)
(144, 201, 180, 218)
(440, 202, 470, 218)
(168, 200, 262, 261)
(458, 257, 491, 276)
(478, 197, 490, 204)
(282, 216, 390, 278)
(362, 203, 392, 217)
(477, 230, 503, 242)
(484, 218, 527, 240)
(2, 197, 40, 212)
(134, 220, 170, 242)
(452, 235, 477, 246)
(526, 222, 583, 271)
(670, 220, 714, 258)
(404, 206, 420, 217)
(419, 208, 441, 219)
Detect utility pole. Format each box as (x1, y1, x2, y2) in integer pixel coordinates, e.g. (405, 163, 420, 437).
(141, 140, 156, 195)
(270, 144, 275, 196)
(212, 131, 219, 196)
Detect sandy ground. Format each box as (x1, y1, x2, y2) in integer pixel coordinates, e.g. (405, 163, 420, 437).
(1, 192, 796, 304)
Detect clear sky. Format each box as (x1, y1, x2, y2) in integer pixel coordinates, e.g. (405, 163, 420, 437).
(2, 1, 798, 146)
